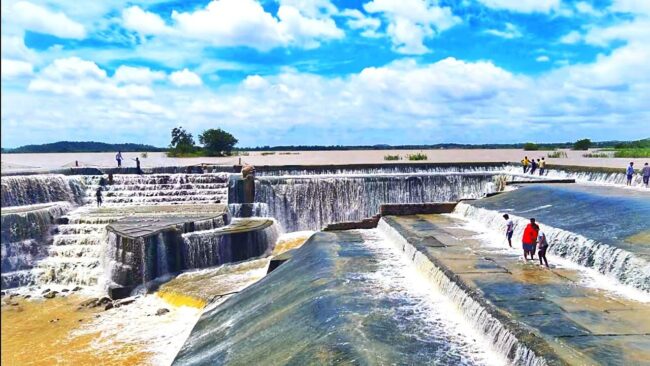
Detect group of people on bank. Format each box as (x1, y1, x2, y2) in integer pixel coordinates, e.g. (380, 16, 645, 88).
(503, 215, 550, 268)
(626, 162, 650, 187)
(520, 156, 546, 175)
(115, 151, 142, 174)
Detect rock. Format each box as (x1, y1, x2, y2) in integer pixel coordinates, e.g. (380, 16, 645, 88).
(62, 289, 70, 293)
(49, 318, 60, 323)
(108, 285, 133, 300)
(11, 302, 19, 306)
(79, 298, 99, 308)
(43, 291, 57, 299)
(41, 288, 51, 295)
(155, 308, 170, 316)
(1, 291, 5, 296)
(9, 293, 19, 299)
(72, 286, 82, 292)
(23, 295, 31, 299)
(114, 296, 137, 308)
(97, 297, 112, 306)
(104, 302, 114, 311)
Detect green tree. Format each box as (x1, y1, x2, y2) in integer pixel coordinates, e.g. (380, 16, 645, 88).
(168, 126, 196, 155)
(523, 142, 539, 151)
(199, 128, 238, 156)
(573, 138, 592, 150)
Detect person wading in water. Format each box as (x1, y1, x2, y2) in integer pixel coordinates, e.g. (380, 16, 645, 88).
(503, 214, 514, 248)
(522, 218, 539, 260)
(537, 230, 550, 268)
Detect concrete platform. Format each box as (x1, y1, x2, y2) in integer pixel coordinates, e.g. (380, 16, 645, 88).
(381, 214, 650, 365)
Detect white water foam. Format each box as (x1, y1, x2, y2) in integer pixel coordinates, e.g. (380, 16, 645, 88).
(447, 211, 650, 303)
(359, 229, 507, 366)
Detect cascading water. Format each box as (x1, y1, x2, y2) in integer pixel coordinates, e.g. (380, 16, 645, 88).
(255, 164, 509, 177)
(1, 202, 73, 288)
(1, 175, 86, 207)
(454, 184, 650, 293)
(181, 220, 279, 270)
(252, 173, 496, 231)
(377, 219, 548, 366)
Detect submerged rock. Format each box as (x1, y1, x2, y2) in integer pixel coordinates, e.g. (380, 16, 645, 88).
(155, 308, 169, 316)
(104, 302, 114, 311)
(43, 291, 57, 299)
(79, 298, 99, 308)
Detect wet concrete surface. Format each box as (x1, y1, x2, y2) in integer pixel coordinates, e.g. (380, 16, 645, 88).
(384, 214, 650, 365)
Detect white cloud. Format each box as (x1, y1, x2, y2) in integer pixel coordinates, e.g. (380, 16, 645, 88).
(340, 9, 382, 37)
(583, 18, 650, 47)
(113, 66, 166, 85)
(485, 22, 522, 39)
(0, 35, 37, 61)
(477, 0, 560, 13)
(28, 57, 153, 98)
(536, 55, 550, 62)
(363, 0, 461, 54)
(1, 59, 33, 79)
(609, 0, 650, 16)
(122, 6, 172, 36)
(8, 1, 86, 39)
(169, 69, 202, 87)
(122, 0, 343, 51)
(559, 30, 581, 44)
(243, 75, 270, 90)
(575, 2, 602, 16)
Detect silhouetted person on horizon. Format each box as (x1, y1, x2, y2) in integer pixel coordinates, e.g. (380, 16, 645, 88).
(134, 157, 142, 175)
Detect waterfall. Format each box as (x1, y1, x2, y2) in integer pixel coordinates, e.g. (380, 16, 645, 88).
(454, 202, 650, 293)
(90, 173, 230, 206)
(255, 164, 508, 177)
(378, 219, 549, 366)
(228, 203, 270, 218)
(1, 202, 73, 289)
(1, 175, 86, 207)
(253, 173, 495, 231)
(502, 165, 647, 187)
(181, 221, 279, 270)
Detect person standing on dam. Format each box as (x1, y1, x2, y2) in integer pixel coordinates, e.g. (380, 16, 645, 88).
(134, 157, 142, 175)
(539, 158, 546, 176)
(116, 151, 123, 168)
(522, 218, 539, 260)
(626, 162, 635, 186)
(503, 214, 514, 248)
(530, 159, 538, 175)
(95, 187, 103, 207)
(521, 156, 530, 173)
(642, 162, 650, 188)
(537, 230, 550, 268)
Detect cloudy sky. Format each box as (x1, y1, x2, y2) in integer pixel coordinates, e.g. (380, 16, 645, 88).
(1, 0, 649, 148)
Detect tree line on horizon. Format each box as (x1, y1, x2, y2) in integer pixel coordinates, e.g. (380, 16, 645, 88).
(3, 135, 648, 154)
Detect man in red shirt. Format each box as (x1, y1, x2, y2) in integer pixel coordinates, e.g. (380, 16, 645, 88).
(522, 218, 539, 260)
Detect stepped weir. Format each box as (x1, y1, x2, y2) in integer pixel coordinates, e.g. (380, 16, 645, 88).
(2, 163, 648, 365)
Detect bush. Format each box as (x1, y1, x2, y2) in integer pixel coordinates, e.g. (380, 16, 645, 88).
(583, 152, 611, 158)
(547, 151, 567, 158)
(573, 138, 592, 150)
(140, 152, 148, 158)
(168, 126, 197, 156)
(199, 128, 238, 156)
(614, 148, 650, 158)
(261, 152, 276, 156)
(407, 153, 427, 161)
(523, 142, 539, 151)
(384, 154, 400, 161)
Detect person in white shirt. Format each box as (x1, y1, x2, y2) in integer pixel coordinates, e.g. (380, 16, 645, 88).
(503, 214, 514, 248)
(537, 231, 549, 268)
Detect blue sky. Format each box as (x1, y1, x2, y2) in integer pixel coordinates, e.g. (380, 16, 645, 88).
(1, 0, 649, 148)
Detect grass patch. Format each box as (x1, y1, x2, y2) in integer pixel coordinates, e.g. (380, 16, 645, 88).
(279, 152, 300, 155)
(547, 151, 567, 158)
(261, 152, 276, 156)
(166, 150, 206, 158)
(384, 154, 400, 161)
(583, 152, 612, 158)
(407, 153, 428, 161)
(614, 148, 650, 158)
